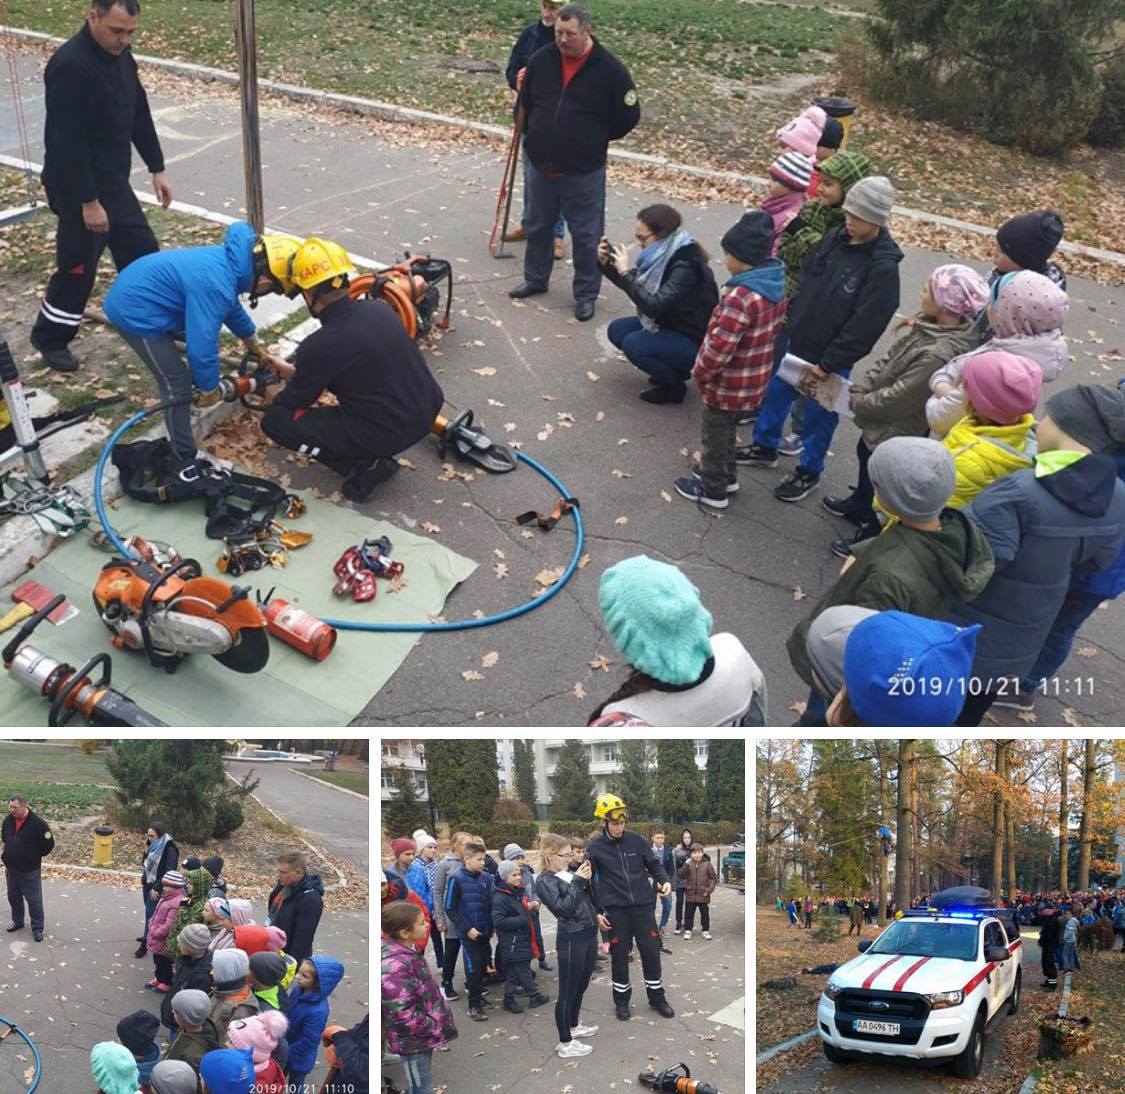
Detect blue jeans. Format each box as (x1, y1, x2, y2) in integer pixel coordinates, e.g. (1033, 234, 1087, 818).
(752, 367, 851, 477)
(658, 893, 672, 929)
(608, 316, 699, 386)
(1019, 588, 1106, 693)
(401, 1051, 435, 1094)
(521, 141, 565, 238)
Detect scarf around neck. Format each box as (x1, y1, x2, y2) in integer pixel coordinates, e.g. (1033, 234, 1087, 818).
(634, 227, 694, 332)
(144, 833, 169, 884)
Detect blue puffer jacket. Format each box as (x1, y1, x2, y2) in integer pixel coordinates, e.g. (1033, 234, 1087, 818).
(1072, 449, 1125, 599)
(444, 865, 493, 937)
(491, 880, 541, 963)
(103, 220, 258, 391)
(286, 954, 345, 1073)
(404, 859, 433, 914)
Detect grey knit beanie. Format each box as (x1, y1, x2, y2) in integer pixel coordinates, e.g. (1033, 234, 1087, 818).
(177, 923, 211, 954)
(805, 606, 879, 698)
(869, 436, 956, 521)
(1045, 384, 1125, 454)
(170, 988, 211, 1028)
(150, 1059, 200, 1094)
(842, 176, 894, 227)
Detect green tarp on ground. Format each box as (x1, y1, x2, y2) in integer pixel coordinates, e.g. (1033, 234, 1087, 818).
(0, 491, 476, 727)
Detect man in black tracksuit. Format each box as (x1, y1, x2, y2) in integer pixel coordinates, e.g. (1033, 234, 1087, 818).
(509, 3, 640, 321)
(261, 239, 444, 503)
(2, 794, 55, 942)
(1038, 906, 1060, 991)
(585, 798, 674, 1020)
(31, 0, 173, 373)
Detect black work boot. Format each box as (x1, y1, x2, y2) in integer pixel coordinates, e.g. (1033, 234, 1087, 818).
(342, 456, 399, 502)
(615, 1001, 631, 1021)
(30, 335, 79, 373)
(649, 993, 675, 1018)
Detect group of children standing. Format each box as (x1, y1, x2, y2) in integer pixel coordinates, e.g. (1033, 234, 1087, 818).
(91, 857, 347, 1094)
(578, 96, 1125, 727)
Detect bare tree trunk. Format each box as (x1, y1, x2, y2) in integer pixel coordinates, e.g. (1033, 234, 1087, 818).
(895, 740, 915, 911)
(990, 741, 1006, 900)
(1059, 741, 1069, 892)
(910, 757, 920, 901)
(1077, 739, 1097, 891)
(1005, 762, 1017, 902)
(879, 743, 891, 926)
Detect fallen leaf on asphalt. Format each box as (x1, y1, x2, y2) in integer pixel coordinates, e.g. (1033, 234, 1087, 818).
(586, 370, 600, 382)
(494, 548, 505, 559)
(1075, 646, 1097, 657)
(504, 422, 517, 432)
(595, 410, 606, 422)
(472, 366, 497, 376)
(1016, 710, 1038, 723)
(589, 654, 612, 671)
(396, 457, 415, 469)
(611, 468, 631, 479)
(577, 553, 591, 568)
(661, 490, 673, 503)
(793, 586, 807, 601)
(487, 398, 505, 407)
(617, 437, 629, 446)
(462, 670, 484, 681)
(615, 516, 629, 526)
(572, 682, 587, 700)
(788, 700, 807, 715)
(1062, 707, 1083, 727)
(421, 521, 441, 535)
(536, 567, 564, 587)
(481, 651, 499, 669)
(519, 529, 535, 539)
(541, 394, 558, 402)
(493, 561, 509, 579)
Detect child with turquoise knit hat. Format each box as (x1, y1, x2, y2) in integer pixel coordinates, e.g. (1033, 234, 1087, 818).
(90, 1041, 140, 1094)
(588, 555, 767, 726)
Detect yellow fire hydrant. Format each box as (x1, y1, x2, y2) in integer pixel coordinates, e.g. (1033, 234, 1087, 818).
(92, 824, 114, 867)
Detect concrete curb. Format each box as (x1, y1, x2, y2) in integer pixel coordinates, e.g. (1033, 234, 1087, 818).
(41, 861, 142, 880)
(755, 1028, 817, 1064)
(223, 770, 348, 890)
(291, 767, 370, 801)
(4, 25, 1125, 270)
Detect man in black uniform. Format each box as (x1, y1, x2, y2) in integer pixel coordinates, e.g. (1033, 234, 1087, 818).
(585, 793, 675, 1021)
(261, 237, 445, 503)
(31, 0, 173, 373)
(2, 794, 55, 943)
(509, 2, 640, 322)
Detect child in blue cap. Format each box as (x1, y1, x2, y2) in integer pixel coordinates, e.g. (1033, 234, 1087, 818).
(199, 1046, 255, 1094)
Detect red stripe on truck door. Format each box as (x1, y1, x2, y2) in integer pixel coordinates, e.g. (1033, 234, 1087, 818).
(961, 962, 997, 995)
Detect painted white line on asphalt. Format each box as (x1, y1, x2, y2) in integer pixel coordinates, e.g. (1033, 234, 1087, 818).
(755, 1028, 816, 1064)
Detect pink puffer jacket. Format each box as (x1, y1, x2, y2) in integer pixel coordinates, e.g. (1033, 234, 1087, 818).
(146, 890, 185, 954)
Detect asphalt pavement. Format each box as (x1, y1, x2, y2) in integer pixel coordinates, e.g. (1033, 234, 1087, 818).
(759, 929, 1043, 1092)
(3, 49, 1123, 726)
(384, 872, 746, 1094)
(2, 875, 368, 1092)
(224, 759, 370, 874)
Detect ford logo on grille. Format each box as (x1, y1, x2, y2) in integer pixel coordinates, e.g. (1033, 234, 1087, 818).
(868, 1000, 891, 1010)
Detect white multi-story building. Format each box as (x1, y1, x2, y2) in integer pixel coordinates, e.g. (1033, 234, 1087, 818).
(379, 739, 430, 802)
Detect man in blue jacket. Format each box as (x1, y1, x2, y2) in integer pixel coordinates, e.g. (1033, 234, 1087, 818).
(103, 223, 293, 475)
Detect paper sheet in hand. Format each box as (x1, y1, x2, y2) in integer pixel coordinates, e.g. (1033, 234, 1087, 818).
(777, 352, 853, 419)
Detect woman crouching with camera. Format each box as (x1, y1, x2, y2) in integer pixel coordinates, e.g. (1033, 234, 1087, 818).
(535, 833, 602, 1060)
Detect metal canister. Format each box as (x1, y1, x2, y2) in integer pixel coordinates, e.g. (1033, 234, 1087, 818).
(262, 598, 336, 661)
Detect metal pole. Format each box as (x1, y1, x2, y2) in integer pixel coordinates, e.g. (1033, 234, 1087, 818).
(235, 0, 264, 234)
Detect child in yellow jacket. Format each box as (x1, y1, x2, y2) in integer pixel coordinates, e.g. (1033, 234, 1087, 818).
(945, 350, 1042, 508)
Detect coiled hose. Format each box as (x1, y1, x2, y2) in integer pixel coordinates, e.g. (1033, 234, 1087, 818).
(93, 401, 584, 632)
(0, 1015, 41, 1093)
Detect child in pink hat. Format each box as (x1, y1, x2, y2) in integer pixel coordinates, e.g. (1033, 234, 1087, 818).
(942, 350, 1042, 509)
(762, 151, 813, 255)
(776, 105, 827, 158)
(226, 1011, 289, 1093)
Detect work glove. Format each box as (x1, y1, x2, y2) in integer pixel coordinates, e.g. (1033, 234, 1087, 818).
(193, 386, 223, 408)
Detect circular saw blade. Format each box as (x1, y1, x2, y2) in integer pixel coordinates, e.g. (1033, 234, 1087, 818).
(212, 624, 270, 673)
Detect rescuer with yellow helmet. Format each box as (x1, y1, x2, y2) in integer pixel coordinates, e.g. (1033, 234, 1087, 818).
(260, 236, 444, 502)
(583, 793, 675, 1022)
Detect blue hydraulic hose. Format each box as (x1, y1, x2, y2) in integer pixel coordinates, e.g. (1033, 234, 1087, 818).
(0, 1015, 41, 1093)
(93, 405, 584, 632)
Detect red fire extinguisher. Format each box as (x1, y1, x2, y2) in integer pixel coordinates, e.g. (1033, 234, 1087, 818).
(259, 594, 337, 662)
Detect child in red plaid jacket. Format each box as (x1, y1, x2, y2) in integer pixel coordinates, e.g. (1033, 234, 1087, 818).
(675, 212, 787, 508)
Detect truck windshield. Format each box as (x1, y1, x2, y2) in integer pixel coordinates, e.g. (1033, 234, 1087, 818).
(866, 920, 978, 962)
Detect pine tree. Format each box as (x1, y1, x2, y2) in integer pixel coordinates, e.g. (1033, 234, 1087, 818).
(424, 740, 499, 832)
(107, 741, 250, 842)
(550, 739, 595, 821)
(383, 765, 428, 837)
(513, 741, 538, 814)
(706, 740, 745, 825)
(653, 740, 704, 824)
(609, 740, 652, 819)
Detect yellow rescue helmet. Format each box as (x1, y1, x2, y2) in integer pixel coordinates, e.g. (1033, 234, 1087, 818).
(594, 793, 628, 821)
(252, 234, 300, 298)
(288, 237, 355, 292)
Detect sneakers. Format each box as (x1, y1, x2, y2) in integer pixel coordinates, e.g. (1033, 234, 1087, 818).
(440, 984, 459, 1001)
(822, 493, 875, 527)
(342, 456, 399, 502)
(735, 443, 778, 468)
(673, 927, 682, 936)
(673, 478, 728, 510)
(702, 930, 712, 940)
(737, 408, 760, 427)
(554, 238, 566, 260)
(538, 959, 553, 971)
(502, 998, 523, 1014)
(528, 993, 551, 1008)
(683, 929, 692, 940)
(571, 1023, 599, 1037)
(468, 1006, 487, 1022)
(993, 691, 1036, 713)
(778, 431, 805, 457)
(557, 1040, 593, 1058)
(830, 521, 880, 559)
(639, 382, 686, 405)
(774, 468, 821, 503)
(690, 463, 739, 494)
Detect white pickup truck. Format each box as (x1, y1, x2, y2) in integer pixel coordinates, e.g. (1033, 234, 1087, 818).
(817, 906, 1023, 1078)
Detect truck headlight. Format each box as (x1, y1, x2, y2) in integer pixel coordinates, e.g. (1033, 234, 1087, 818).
(926, 990, 964, 1009)
(824, 981, 843, 1000)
